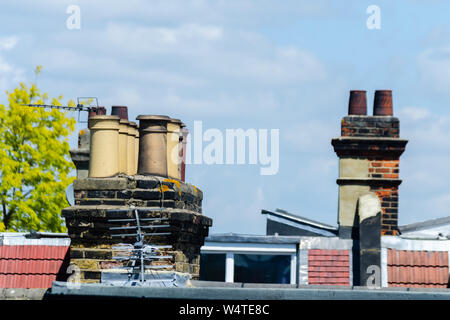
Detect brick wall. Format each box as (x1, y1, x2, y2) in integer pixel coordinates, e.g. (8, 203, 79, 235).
(308, 249, 351, 286)
(74, 176, 203, 213)
(368, 159, 400, 234)
(341, 116, 399, 138)
(371, 186, 399, 235)
(64, 175, 212, 283)
(368, 159, 399, 179)
(333, 113, 407, 237)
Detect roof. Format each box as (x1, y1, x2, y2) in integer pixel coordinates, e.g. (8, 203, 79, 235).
(205, 233, 302, 244)
(387, 249, 449, 288)
(262, 208, 337, 237)
(0, 232, 70, 288)
(399, 216, 450, 239)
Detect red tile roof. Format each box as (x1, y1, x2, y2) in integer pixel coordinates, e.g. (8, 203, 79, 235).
(387, 249, 449, 288)
(308, 249, 350, 286)
(0, 244, 69, 288)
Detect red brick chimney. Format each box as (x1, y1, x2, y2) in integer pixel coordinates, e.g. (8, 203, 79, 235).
(332, 90, 408, 239)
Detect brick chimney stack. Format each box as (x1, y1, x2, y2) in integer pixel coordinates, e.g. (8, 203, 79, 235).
(63, 112, 212, 283)
(332, 90, 408, 239)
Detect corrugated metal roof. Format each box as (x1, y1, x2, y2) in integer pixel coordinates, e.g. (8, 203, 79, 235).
(387, 249, 449, 288)
(308, 249, 351, 286)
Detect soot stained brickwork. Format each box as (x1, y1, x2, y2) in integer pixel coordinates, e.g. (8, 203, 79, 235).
(63, 175, 212, 283)
(341, 116, 399, 138)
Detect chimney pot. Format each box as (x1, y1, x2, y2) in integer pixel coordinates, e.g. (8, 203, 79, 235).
(88, 106, 106, 128)
(88, 115, 120, 178)
(111, 105, 129, 120)
(373, 90, 393, 116)
(348, 90, 367, 115)
(136, 115, 171, 177)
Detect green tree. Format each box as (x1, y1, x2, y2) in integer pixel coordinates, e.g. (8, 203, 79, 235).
(0, 67, 76, 232)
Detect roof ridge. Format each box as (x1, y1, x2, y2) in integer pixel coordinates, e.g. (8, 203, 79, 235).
(261, 208, 337, 230)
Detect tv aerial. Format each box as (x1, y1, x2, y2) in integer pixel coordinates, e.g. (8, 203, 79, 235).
(107, 208, 176, 286)
(22, 97, 105, 123)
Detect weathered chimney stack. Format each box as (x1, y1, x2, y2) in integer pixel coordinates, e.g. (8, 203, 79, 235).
(332, 90, 408, 239)
(64, 111, 212, 284)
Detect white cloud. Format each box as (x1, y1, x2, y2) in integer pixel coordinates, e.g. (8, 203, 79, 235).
(398, 106, 450, 223)
(400, 109, 450, 151)
(283, 120, 335, 152)
(0, 36, 24, 96)
(418, 47, 450, 95)
(104, 23, 223, 52)
(25, 20, 328, 121)
(0, 36, 18, 51)
(397, 106, 431, 121)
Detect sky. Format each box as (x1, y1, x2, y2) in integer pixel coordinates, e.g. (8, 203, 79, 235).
(1, 0, 450, 235)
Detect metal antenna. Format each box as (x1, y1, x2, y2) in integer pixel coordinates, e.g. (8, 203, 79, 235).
(21, 97, 101, 123)
(107, 208, 174, 286)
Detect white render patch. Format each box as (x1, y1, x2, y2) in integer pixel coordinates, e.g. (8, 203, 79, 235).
(201, 241, 296, 254)
(299, 249, 309, 286)
(381, 247, 388, 287)
(381, 235, 450, 251)
(0, 233, 70, 246)
(358, 193, 381, 222)
(299, 237, 353, 250)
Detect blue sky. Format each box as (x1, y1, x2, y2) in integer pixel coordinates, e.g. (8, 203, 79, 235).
(1, 0, 450, 234)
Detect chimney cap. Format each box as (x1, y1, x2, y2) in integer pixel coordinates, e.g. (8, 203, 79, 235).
(169, 118, 182, 124)
(136, 115, 171, 121)
(88, 115, 120, 120)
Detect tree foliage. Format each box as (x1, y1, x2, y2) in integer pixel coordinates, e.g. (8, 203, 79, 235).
(0, 67, 76, 232)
